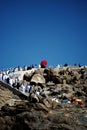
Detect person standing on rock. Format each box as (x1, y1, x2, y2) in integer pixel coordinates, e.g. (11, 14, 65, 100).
(2, 73, 8, 83)
(19, 82, 26, 93)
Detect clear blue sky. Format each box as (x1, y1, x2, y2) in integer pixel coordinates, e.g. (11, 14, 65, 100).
(0, 0, 87, 70)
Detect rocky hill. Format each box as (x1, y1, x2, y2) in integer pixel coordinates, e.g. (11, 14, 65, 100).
(0, 66, 87, 130)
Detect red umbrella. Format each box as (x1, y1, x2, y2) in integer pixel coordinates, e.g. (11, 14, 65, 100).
(41, 60, 47, 68)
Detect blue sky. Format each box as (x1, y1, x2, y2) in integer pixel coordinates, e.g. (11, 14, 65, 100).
(0, 0, 87, 69)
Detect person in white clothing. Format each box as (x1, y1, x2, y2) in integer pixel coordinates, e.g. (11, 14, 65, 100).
(0, 72, 2, 81)
(2, 73, 7, 83)
(26, 84, 31, 92)
(9, 77, 13, 86)
(19, 82, 26, 93)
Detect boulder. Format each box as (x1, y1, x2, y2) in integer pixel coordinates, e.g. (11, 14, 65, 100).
(34, 68, 44, 75)
(36, 103, 49, 112)
(23, 72, 30, 81)
(60, 84, 74, 99)
(46, 81, 55, 86)
(41, 90, 51, 97)
(52, 100, 59, 109)
(44, 68, 62, 83)
(62, 93, 73, 99)
(53, 75, 63, 84)
(43, 98, 52, 108)
(30, 74, 45, 84)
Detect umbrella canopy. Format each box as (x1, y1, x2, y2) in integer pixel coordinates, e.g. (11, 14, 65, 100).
(41, 60, 47, 68)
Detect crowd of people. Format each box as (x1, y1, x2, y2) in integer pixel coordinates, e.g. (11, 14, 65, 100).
(0, 62, 83, 95)
(0, 60, 48, 92)
(0, 63, 45, 96)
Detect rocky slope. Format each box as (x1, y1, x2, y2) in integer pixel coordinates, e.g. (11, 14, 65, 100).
(0, 66, 87, 130)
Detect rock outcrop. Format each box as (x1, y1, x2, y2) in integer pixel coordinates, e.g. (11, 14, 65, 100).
(0, 66, 87, 130)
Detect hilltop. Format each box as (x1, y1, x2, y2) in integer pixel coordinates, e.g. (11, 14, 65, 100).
(0, 66, 87, 130)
